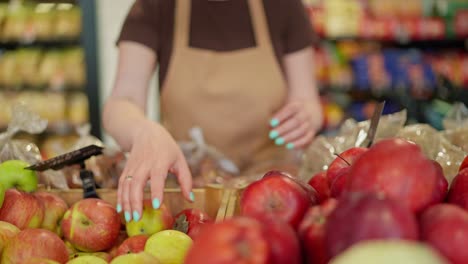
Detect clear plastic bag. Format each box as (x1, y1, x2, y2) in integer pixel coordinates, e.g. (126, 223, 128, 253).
(442, 102, 468, 153)
(177, 127, 239, 187)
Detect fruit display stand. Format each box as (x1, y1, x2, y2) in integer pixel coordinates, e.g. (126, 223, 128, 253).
(37, 185, 232, 222)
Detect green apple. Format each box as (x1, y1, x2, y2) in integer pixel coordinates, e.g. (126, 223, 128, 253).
(0, 221, 20, 256)
(69, 252, 112, 262)
(111, 252, 160, 264)
(0, 160, 38, 193)
(330, 240, 450, 264)
(66, 255, 108, 264)
(24, 258, 60, 264)
(144, 230, 192, 264)
(126, 200, 173, 237)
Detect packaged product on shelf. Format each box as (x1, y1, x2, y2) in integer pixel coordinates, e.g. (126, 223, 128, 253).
(324, 0, 362, 38)
(0, 51, 22, 88)
(16, 48, 43, 87)
(30, 4, 56, 41)
(54, 5, 81, 40)
(38, 50, 65, 89)
(62, 47, 85, 87)
(0, 4, 32, 42)
(14, 91, 66, 125)
(0, 92, 12, 127)
(67, 92, 89, 126)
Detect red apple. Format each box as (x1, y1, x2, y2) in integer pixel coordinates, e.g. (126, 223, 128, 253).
(240, 171, 319, 229)
(298, 198, 338, 264)
(447, 168, 468, 211)
(173, 208, 213, 240)
(420, 204, 468, 264)
(260, 216, 302, 264)
(459, 155, 468, 172)
(0, 189, 44, 229)
(34, 192, 68, 237)
(116, 234, 149, 256)
(61, 198, 121, 252)
(327, 147, 368, 186)
(325, 192, 419, 258)
(185, 217, 270, 264)
(345, 138, 440, 213)
(107, 231, 129, 258)
(1, 228, 68, 263)
(0, 221, 20, 255)
(308, 171, 330, 203)
(431, 160, 448, 204)
(329, 169, 348, 199)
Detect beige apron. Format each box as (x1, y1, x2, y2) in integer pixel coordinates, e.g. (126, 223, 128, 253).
(161, 0, 298, 175)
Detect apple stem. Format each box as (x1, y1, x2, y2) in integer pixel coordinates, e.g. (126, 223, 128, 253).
(334, 153, 351, 166)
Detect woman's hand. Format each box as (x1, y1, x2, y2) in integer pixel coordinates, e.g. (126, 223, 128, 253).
(117, 120, 193, 223)
(268, 100, 322, 150)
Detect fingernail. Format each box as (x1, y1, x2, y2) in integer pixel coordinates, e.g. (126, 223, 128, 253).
(275, 137, 285, 146)
(152, 198, 160, 209)
(286, 143, 295, 150)
(189, 192, 195, 202)
(116, 204, 122, 213)
(270, 118, 279, 127)
(269, 130, 279, 139)
(133, 211, 140, 222)
(124, 211, 131, 222)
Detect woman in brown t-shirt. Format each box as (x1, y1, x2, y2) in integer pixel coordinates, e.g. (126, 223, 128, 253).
(103, 0, 323, 223)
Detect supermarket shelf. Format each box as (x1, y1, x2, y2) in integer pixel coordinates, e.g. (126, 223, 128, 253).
(318, 37, 468, 50)
(0, 85, 85, 93)
(0, 39, 81, 50)
(0, 121, 85, 136)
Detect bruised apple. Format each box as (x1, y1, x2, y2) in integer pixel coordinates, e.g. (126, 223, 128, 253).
(61, 198, 121, 252)
(299, 198, 338, 264)
(325, 192, 419, 258)
(346, 138, 441, 213)
(240, 171, 318, 229)
(173, 208, 212, 240)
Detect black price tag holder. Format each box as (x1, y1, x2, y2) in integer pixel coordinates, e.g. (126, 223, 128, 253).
(25, 145, 104, 199)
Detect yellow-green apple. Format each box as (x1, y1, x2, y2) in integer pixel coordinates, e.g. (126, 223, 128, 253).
(325, 192, 419, 258)
(116, 234, 148, 256)
(0, 160, 38, 194)
(70, 252, 112, 262)
(34, 191, 68, 237)
(66, 255, 108, 264)
(298, 198, 338, 264)
(126, 199, 173, 237)
(0, 221, 19, 256)
(0, 189, 44, 229)
(173, 208, 212, 240)
(111, 252, 160, 264)
(64, 240, 77, 255)
(240, 170, 319, 230)
(145, 230, 192, 264)
(330, 241, 449, 264)
(345, 138, 441, 213)
(1, 228, 68, 264)
(61, 198, 121, 252)
(447, 168, 468, 211)
(420, 204, 468, 264)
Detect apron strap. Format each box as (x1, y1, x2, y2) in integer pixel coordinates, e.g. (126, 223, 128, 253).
(174, 0, 274, 51)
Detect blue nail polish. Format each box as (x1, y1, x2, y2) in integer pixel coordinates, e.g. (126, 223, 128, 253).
(124, 211, 131, 222)
(152, 198, 160, 209)
(116, 204, 122, 213)
(275, 137, 285, 146)
(269, 130, 279, 139)
(270, 118, 279, 127)
(133, 211, 140, 222)
(286, 143, 295, 150)
(189, 192, 195, 202)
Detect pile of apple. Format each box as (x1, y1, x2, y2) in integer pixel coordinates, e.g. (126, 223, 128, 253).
(0, 160, 213, 264)
(186, 138, 468, 264)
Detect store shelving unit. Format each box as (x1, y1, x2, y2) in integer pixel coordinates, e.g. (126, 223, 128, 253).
(0, 0, 101, 158)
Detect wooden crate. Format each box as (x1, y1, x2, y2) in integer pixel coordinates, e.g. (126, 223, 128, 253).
(225, 188, 243, 219)
(38, 184, 232, 222)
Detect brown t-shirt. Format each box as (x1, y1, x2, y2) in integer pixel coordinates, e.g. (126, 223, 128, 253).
(118, 0, 313, 88)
